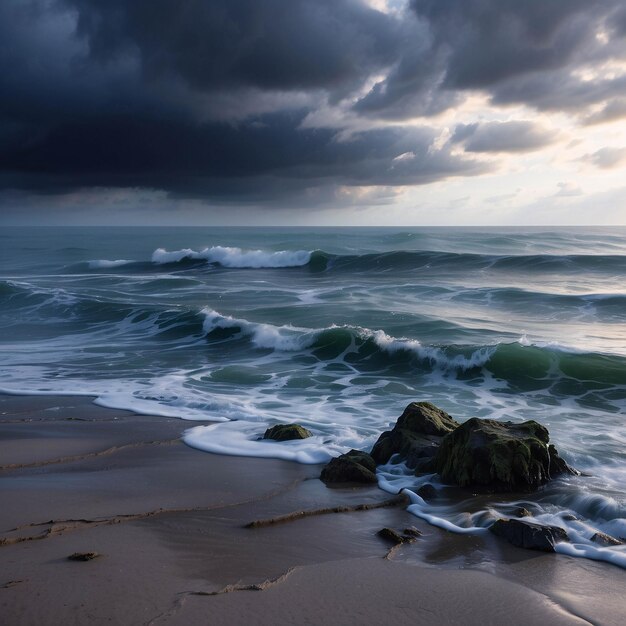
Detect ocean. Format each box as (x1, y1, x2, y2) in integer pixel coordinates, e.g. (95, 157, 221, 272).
(1, 226, 625, 566)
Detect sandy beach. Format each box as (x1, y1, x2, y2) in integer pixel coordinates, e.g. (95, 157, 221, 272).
(1, 394, 625, 625)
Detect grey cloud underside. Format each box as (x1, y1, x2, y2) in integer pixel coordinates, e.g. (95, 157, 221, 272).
(356, 0, 625, 118)
(582, 99, 626, 126)
(584, 147, 626, 169)
(451, 121, 558, 153)
(0, 0, 624, 203)
(0, 111, 487, 200)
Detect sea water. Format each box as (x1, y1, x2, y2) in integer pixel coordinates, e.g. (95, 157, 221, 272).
(1, 226, 625, 565)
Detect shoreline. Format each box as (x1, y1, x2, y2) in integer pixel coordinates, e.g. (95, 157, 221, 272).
(1, 393, 624, 625)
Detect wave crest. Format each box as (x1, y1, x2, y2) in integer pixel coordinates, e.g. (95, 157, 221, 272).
(87, 259, 134, 269)
(200, 308, 497, 371)
(152, 246, 312, 268)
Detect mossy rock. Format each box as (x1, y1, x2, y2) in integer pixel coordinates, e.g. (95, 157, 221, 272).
(263, 423, 312, 442)
(434, 418, 576, 492)
(320, 449, 377, 484)
(371, 402, 459, 467)
(394, 401, 460, 435)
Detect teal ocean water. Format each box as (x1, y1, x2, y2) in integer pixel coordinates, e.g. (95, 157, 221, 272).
(1, 226, 625, 565)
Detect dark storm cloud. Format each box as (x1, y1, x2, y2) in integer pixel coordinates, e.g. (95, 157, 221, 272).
(0, 109, 487, 201)
(356, 0, 626, 118)
(0, 0, 487, 203)
(451, 121, 558, 153)
(0, 0, 624, 206)
(490, 72, 626, 112)
(70, 0, 400, 96)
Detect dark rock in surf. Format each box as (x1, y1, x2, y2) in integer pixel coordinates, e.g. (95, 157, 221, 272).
(490, 519, 569, 552)
(370, 402, 459, 470)
(434, 418, 577, 492)
(416, 483, 437, 501)
(320, 449, 377, 484)
(263, 423, 312, 442)
(514, 507, 533, 518)
(590, 531, 622, 547)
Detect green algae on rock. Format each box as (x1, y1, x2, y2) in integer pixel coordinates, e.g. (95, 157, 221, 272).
(320, 449, 377, 484)
(263, 423, 312, 441)
(370, 402, 459, 470)
(434, 417, 576, 492)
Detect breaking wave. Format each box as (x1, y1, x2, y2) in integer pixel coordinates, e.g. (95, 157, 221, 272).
(152, 246, 312, 268)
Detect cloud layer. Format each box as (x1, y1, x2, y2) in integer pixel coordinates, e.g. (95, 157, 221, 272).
(1, 0, 624, 211)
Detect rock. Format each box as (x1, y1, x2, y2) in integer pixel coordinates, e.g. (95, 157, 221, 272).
(434, 418, 576, 492)
(591, 531, 622, 547)
(371, 402, 459, 469)
(416, 483, 437, 501)
(320, 450, 377, 484)
(514, 507, 533, 518)
(377, 528, 417, 544)
(561, 513, 578, 522)
(490, 519, 569, 552)
(403, 526, 423, 538)
(67, 552, 100, 561)
(390, 401, 460, 436)
(263, 423, 312, 441)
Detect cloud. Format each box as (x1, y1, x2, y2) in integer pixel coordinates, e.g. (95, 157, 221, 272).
(0, 109, 487, 201)
(0, 0, 492, 204)
(489, 71, 626, 113)
(554, 182, 583, 197)
(69, 0, 400, 98)
(450, 121, 559, 153)
(0, 0, 624, 213)
(355, 0, 626, 119)
(583, 147, 626, 169)
(582, 99, 626, 126)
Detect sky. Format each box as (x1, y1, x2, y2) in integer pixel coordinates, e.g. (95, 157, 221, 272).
(1, 0, 625, 226)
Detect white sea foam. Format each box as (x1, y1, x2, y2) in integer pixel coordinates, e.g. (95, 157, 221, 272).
(201, 308, 319, 351)
(514, 336, 587, 354)
(377, 464, 626, 569)
(88, 259, 133, 269)
(183, 420, 347, 464)
(377, 473, 490, 534)
(371, 330, 497, 370)
(554, 542, 626, 568)
(251, 323, 317, 351)
(152, 246, 312, 268)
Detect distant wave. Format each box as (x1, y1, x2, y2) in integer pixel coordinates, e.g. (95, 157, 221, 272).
(87, 259, 134, 269)
(322, 250, 626, 274)
(75, 246, 626, 275)
(152, 246, 312, 268)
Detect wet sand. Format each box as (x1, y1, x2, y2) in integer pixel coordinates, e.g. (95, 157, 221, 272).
(1, 394, 624, 625)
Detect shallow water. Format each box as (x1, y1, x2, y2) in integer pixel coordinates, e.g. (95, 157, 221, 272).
(1, 226, 625, 565)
